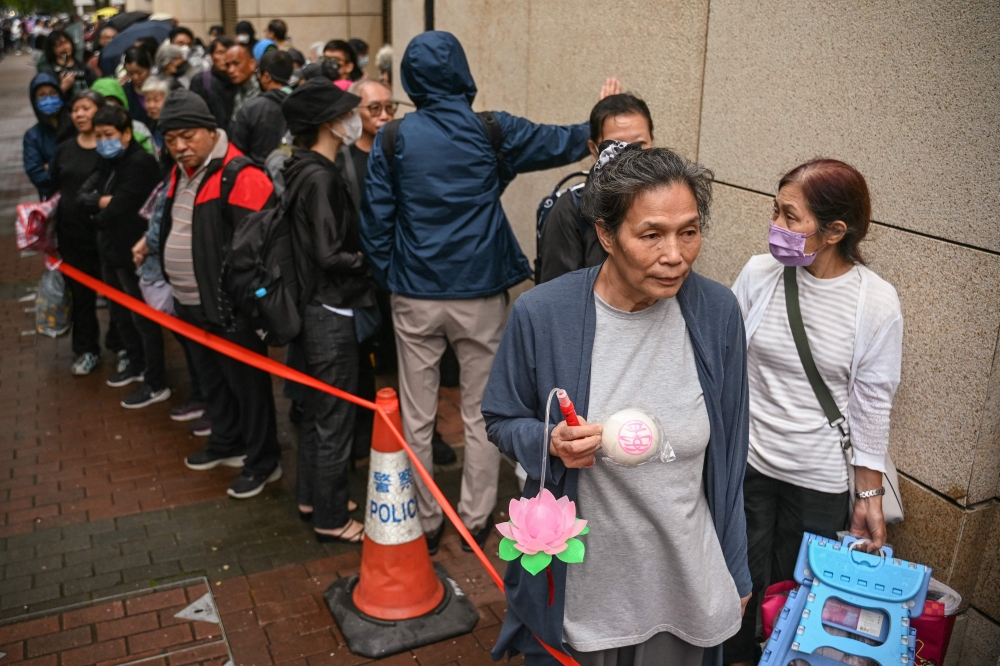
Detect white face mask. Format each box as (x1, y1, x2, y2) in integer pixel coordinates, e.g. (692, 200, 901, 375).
(179, 45, 191, 60)
(357, 55, 369, 69)
(331, 110, 363, 146)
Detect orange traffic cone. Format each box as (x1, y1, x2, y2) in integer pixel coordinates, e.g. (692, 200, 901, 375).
(324, 388, 479, 658)
(352, 388, 444, 618)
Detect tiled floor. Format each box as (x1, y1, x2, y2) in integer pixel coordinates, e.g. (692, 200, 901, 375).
(0, 54, 524, 665)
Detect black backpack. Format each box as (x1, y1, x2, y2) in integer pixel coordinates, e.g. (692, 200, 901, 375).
(380, 111, 504, 183)
(533, 171, 589, 283)
(218, 161, 305, 347)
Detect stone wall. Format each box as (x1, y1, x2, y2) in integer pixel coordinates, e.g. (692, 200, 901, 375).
(394, 1, 1000, 662)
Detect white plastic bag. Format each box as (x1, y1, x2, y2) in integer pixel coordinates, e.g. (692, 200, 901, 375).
(36, 268, 71, 338)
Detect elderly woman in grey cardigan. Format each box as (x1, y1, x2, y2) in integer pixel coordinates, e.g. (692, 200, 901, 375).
(482, 143, 751, 666)
(724, 159, 902, 665)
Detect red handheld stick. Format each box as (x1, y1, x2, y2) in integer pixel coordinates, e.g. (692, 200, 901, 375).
(556, 389, 580, 426)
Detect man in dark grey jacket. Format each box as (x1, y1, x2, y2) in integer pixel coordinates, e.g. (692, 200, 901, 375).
(230, 50, 293, 162)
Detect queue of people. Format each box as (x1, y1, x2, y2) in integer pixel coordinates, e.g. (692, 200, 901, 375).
(20, 22, 901, 666)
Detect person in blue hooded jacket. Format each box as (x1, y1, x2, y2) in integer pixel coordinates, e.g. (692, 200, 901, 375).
(359, 30, 609, 556)
(23, 72, 66, 199)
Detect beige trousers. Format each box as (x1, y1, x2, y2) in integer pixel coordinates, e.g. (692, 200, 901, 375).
(391, 293, 507, 534)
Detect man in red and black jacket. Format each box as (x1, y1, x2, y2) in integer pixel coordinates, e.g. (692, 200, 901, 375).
(156, 89, 282, 500)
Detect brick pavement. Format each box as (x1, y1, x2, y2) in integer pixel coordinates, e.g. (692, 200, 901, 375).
(0, 54, 525, 664)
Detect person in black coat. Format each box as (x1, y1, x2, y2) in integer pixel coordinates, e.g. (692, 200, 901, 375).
(230, 49, 293, 162)
(190, 36, 237, 132)
(280, 80, 374, 543)
(79, 104, 169, 409)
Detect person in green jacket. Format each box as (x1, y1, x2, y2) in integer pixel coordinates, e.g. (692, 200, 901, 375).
(90, 77, 158, 159)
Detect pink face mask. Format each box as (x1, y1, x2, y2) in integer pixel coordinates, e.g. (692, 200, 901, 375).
(768, 221, 827, 267)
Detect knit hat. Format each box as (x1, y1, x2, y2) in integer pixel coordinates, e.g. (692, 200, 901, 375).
(281, 78, 360, 135)
(158, 89, 217, 133)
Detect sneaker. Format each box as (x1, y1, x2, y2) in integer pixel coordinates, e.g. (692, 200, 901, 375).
(121, 385, 172, 409)
(107, 358, 144, 387)
(432, 430, 457, 465)
(461, 514, 496, 553)
(227, 465, 282, 499)
(170, 401, 206, 422)
(426, 520, 446, 556)
(184, 449, 246, 470)
(71, 352, 101, 376)
(115, 350, 128, 372)
(189, 417, 212, 437)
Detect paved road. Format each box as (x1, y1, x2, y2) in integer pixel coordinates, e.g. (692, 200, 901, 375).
(0, 52, 523, 665)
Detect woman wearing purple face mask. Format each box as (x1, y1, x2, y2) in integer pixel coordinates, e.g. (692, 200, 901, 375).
(724, 159, 903, 666)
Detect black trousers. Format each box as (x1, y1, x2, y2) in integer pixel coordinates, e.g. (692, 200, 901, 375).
(723, 465, 849, 664)
(296, 305, 358, 530)
(174, 301, 280, 476)
(61, 248, 101, 357)
(105, 266, 166, 390)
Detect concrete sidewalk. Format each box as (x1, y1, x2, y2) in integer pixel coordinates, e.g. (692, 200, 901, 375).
(0, 54, 524, 665)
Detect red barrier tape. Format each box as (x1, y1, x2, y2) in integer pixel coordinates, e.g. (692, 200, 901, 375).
(54, 260, 578, 666)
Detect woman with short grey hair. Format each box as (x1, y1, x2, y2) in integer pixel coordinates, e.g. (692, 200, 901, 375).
(483, 142, 752, 665)
(140, 76, 170, 160)
(155, 43, 191, 89)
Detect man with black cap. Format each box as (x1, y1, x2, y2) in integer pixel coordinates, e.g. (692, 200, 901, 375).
(279, 79, 374, 543)
(230, 50, 294, 163)
(153, 89, 283, 500)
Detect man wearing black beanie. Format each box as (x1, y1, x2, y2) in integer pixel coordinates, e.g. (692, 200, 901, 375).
(151, 88, 284, 499)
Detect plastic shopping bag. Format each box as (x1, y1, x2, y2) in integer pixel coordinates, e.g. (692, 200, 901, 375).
(139, 277, 175, 315)
(36, 266, 71, 338)
(16, 195, 60, 252)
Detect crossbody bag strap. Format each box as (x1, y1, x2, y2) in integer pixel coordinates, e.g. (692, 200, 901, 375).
(784, 266, 852, 451)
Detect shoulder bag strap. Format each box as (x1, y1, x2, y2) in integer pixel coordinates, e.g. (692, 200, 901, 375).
(380, 118, 402, 176)
(476, 110, 505, 177)
(784, 266, 851, 451)
(339, 144, 361, 213)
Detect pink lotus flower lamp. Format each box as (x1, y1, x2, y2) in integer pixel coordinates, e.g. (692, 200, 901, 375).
(496, 388, 589, 576)
(496, 489, 588, 574)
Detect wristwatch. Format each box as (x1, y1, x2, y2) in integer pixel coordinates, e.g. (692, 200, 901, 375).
(855, 487, 885, 500)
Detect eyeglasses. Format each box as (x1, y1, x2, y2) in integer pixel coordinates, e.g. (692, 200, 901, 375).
(365, 102, 398, 116)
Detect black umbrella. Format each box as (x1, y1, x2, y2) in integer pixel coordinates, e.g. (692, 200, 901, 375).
(106, 11, 150, 33)
(99, 19, 172, 76)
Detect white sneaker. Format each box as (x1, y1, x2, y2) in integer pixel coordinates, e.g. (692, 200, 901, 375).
(71, 352, 101, 376)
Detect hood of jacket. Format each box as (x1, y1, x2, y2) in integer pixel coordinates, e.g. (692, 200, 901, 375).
(30, 72, 62, 125)
(261, 87, 288, 105)
(400, 31, 476, 108)
(91, 77, 129, 110)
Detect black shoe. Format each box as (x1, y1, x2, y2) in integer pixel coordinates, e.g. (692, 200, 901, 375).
(289, 400, 304, 425)
(189, 417, 212, 437)
(426, 520, 446, 556)
(184, 450, 246, 471)
(106, 361, 144, 387)
(432, 431, 457, 465)
(121, 385, 172, 409)
(227, 465, 282, 499)
(461, 515, 495, 553)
